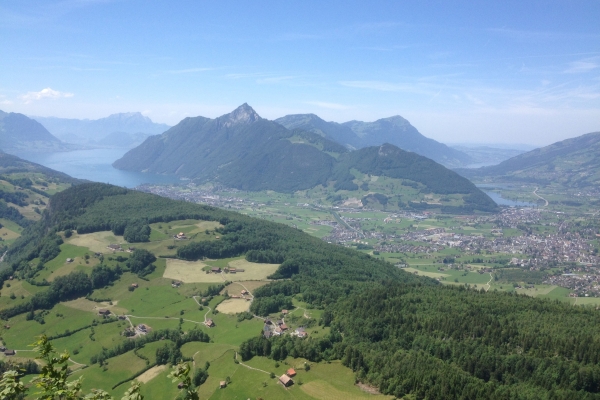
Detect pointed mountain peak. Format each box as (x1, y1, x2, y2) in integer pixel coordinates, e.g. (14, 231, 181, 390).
(219, 103, 261, 128)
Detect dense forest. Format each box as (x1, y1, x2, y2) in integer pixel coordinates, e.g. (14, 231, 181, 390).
(2, 183, 600, 399)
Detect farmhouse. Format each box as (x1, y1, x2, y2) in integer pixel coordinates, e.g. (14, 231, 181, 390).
(211, 267, 221, 273)
(296, 327, 308, 338)
(136, 324, 150, 334)
(205, 319, 215, 328)
(280, 323, 289, 331)
(286, 368, 296, 377)
(279, 374, 293, 387)
(97, 309, 111, 316)
(107, 244, 123, 251)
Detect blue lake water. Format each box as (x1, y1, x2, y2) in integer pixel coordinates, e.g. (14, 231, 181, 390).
(481, 190, 536, 207)
(14, 148, 184, 188)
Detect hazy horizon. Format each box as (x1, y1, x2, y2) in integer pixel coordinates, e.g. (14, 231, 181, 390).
(2, 1, 599, 146)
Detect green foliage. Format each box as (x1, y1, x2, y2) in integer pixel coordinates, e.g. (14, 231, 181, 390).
(156, 342, 181, 365)
(123, 221, 151, 243)
(168, 363, 198, 400)
(126, 249, 156, 276)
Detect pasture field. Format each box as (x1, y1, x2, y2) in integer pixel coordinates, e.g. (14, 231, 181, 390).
(136, 364, 168, 383)
(403, 267, 448, 279)
(67, 231, 125, 254)
(72, 350, 148, 398)
(61, 297, 128, 315)
(216, 298, 250, 314)
(222, 280, 269, 295)
(164, 258, 280, 283)
(227, 259, 280, 280)
(163, 259, 220, 283)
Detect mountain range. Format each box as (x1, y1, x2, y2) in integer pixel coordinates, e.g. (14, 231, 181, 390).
(114, 104, 497, 212)
(32, 112, 170, 149)
(458, 131, 600, 188)
(275, 113, 472, 167)
(0, 110, 73, 152)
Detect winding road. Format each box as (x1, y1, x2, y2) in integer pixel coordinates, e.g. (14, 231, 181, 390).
(485, 273, 493, 292)
(533, 187, 548, 207)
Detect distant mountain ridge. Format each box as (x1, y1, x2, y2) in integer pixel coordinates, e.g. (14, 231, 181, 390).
(275, 113, 472, 167)
(114, 104, 497, 212)
(32, 112, 170, 148)
(0, 110, 72, 152)
(457, 131, 600, 188)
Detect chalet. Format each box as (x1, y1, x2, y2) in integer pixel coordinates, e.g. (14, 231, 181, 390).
(4, 350, 15, 356)
(281, 309, 288, 315)
(241, 290, 249, 295)
(279, 374, 293, 387)
(274, 327, 283, 336)
(276, 319, 283, 326)
(171, 281, 182, 288)
(4, 325, 10, 329)
(131, 283, 139, 288)
(176, 232, 187, 240)
(118, 315, 127, 320)
(220, 381, 227, 389)
(211, 267, 221, 273)
(107, 244, 123, 252)
(126, 247, 135, 253)
(286, 368, 296, 377)
(137, 324, 149, 333)
(98, 309, 111, 316)
(205, 319, 215, 328)
(264, 318, 272, 325)
(66, 258, 74, 263)
(280, 323, 289, 331)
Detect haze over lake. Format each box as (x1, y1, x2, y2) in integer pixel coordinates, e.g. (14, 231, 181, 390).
(14, 148, 183, 188)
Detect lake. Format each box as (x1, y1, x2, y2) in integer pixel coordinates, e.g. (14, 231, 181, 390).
(481, 190, 537, 207)
(14, 148, 184, 188)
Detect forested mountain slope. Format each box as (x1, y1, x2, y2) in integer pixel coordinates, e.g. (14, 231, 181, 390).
(1, 183, 600, 398)
(0, 110, 71, 152)
(458, 131, 600, 187)
(276, 113, 472, 167)
(114, 104, 496, 212)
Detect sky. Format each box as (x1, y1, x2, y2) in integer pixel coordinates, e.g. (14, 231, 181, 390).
(1, 0, 599, 146)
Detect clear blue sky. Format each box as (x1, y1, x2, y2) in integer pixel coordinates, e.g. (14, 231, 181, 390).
(1, 0, 599, 145)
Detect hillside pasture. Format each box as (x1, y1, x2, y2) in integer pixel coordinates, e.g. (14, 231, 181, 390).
(136, 365, 168, 384)
(226, 259, 280, 281)
(163, 259, 221, 283)
(67, 231, 125, 254)
(216, 298, 250, 314)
